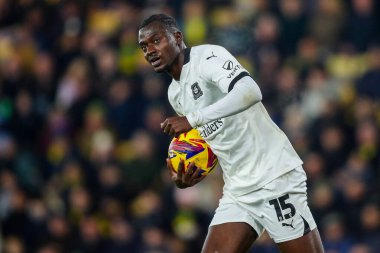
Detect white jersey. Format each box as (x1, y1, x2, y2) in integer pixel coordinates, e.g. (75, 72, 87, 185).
(168, 45, 303, 196)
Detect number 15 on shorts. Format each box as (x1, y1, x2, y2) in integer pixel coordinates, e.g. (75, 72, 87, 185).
(269, 194, 296, 222)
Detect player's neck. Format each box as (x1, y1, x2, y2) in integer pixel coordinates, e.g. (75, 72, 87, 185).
(168, 46, 187, 81)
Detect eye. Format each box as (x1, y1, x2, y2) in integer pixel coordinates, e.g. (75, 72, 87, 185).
(140, 45, 147, 52)
(154, 38, 160, 44)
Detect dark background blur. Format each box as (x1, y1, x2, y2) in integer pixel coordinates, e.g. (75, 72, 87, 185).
(0, 0, 380, 253)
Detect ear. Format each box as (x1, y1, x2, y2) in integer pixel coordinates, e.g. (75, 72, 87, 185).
(174, 31, 183, 46)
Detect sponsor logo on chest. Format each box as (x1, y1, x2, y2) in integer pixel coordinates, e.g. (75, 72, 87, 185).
(199, 119, 224, 138)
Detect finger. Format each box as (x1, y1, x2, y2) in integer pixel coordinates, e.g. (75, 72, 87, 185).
(166, 158, 176, 177)
(177, 159, 185, 178)
(186, 162, 196, 175)
(183, 162, 196, 179)
(191, 166, 204, 179)
(169, 128, 176, 136)
(164, 122, 172, 134)
(161, 119, 168, 131)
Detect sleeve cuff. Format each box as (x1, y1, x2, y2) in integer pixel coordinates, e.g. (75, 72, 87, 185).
(186, 110, 202, 128)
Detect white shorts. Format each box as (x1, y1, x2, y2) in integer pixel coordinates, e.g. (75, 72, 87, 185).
(210, 166, 317, 243)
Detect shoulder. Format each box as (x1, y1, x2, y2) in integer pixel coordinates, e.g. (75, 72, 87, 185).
(190, 44, 230, 60)
(167, 80, 178, 104)
(168, 79, 178, 94)
(189, 45, 232, 76)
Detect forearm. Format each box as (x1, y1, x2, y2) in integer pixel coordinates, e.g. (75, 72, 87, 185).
(186, 76, 262, 127)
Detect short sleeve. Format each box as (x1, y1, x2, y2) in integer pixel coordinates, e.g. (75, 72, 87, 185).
(198, 45, 250, 93)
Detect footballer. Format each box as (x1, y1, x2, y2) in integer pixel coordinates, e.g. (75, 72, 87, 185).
(138, 14, 324, 253)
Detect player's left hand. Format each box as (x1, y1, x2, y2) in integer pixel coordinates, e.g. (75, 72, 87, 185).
(161, 116, 192, 137)
(167, 158, 206, 189)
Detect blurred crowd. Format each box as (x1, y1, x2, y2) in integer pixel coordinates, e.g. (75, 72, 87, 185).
(0, 0, 380, 252)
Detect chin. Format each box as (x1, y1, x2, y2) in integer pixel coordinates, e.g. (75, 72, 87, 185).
(153, 68, 164, 73)
(153, 65, 166, 73)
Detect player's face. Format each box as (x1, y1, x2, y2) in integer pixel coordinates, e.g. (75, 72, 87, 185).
(138, 22, 180, 73)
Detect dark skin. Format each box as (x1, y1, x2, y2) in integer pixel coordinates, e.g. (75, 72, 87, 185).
(138, 21, 325, 253)
(166, 159, 206, 189)
(138, 21, 191, 136)
(138, 21, 201, 188)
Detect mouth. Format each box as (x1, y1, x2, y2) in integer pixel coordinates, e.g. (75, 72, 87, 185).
(149, 56, 161, 67)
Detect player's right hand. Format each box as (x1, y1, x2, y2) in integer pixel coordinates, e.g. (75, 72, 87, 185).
(161, 116, 192, 137)
(166, 158, 206, 189)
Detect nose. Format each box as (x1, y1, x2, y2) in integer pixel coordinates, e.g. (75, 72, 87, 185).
(146, 44, 156, 56)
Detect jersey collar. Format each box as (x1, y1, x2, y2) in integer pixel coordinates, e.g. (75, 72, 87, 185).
(175, 47, 191, 83)
(184, 47, 191, 65)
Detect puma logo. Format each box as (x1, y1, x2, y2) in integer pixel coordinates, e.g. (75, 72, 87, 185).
(282, 219, 295, 229)
(206, 51, 216, 60)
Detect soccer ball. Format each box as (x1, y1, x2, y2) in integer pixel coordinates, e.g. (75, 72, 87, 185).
(168, 129, 218, 176)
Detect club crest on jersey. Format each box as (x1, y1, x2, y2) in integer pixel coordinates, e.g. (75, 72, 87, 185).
(191, 82, 203, 100)
(223, 60, 233, 70)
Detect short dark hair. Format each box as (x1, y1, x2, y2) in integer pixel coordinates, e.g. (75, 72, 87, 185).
(139, 14, 180, 33)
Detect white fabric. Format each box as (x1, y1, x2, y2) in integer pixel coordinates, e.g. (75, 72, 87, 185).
(168, 44, 303, 196)
(210, 166, 317, 243)
(186, 76, 262, 128)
